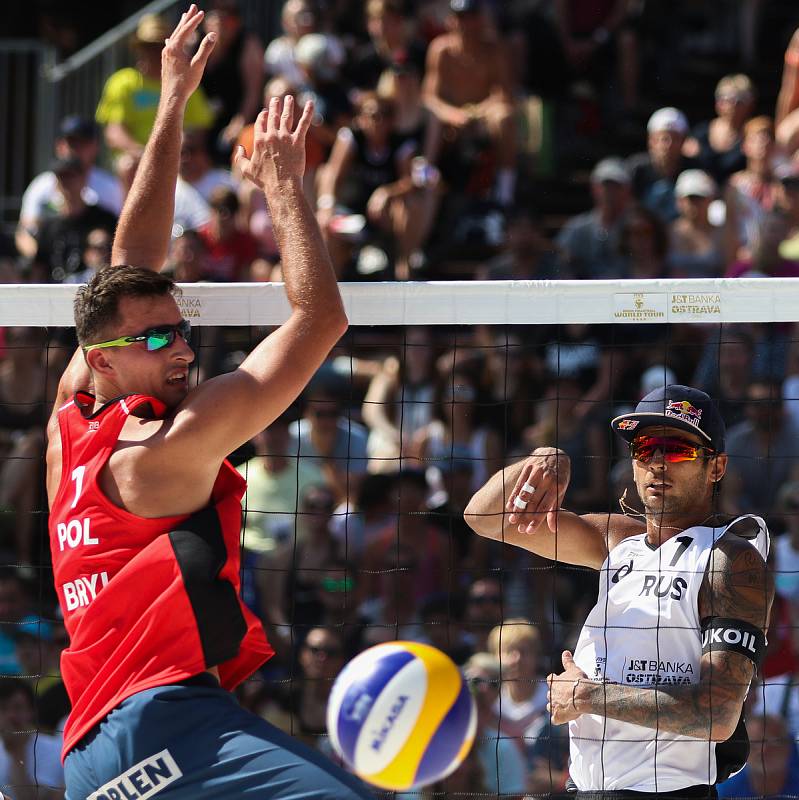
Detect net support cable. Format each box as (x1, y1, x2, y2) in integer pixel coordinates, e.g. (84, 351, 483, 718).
(3, 278, 797, 327)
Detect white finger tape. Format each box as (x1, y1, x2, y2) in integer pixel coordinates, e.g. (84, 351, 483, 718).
(522, 482, 536, 494)
(513, 496, 528, 510)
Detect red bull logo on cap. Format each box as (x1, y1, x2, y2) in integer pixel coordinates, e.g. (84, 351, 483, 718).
(666, 400, 703, 425)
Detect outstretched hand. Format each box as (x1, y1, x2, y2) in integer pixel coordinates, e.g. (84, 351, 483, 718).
(506, 447, 570, 535)
(161, 5, 217, 102)
(235, 95, 314, 191)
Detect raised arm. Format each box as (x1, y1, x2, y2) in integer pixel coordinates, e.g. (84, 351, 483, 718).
(464, 448, 637, 568)
(166, 95, 348, 459)
(549, 534, 774, 741)
(111, 5, 216, 269)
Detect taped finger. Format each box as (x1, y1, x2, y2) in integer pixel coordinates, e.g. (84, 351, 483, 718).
(521, 482, 536, 495)
(513, 496, 528, 510)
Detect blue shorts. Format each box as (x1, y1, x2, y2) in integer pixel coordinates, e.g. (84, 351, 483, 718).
(64, 675, 374, 800)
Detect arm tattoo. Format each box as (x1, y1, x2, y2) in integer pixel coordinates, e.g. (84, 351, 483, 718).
(579, 536, 774, 739)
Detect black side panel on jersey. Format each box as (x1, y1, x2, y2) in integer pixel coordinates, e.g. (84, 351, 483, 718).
(169, 506, 247, 667)
(715, 711, 749, 783)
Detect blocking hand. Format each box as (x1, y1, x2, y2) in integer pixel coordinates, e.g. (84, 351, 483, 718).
(235, 96, 314, 191)
(161, 5, 217, 103)
(506, 447, 570, 534)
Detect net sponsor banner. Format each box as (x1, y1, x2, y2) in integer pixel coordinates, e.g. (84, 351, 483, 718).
(2, 279, 798, 326)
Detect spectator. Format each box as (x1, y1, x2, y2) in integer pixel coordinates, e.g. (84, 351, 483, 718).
(477, 209, 563, 280)
(773, 480, 799, 605)
(173, 174, 212, 237)
(0, 678, 63, 799)
(361, 328, 438, 470)
(200, 0, 264, 161)
(683, 74, 755, 184)
(264, 0, 322, 87)
(723, 376, 799, 521)
(166, 229, 208, 283)
(347, 0, 427, 91)
(726, 207, 799, 279)
(462, 652, 527, 798)
(557, 157, 631, 279)
(95, 13, 213, 158)
(197, 186, 258, 281)
(667, 169, 724, 278)
(237, 411, 324, 554)
(257, 484, 341, 654)
(628, 107, 696, 223)
(32, 157, 117, 283)
(777, 27, 799, 150)
(410, 368, 502, 492)
(717, 714, 799, 800)
(291, 373, 369, 502)
(463, 577, 504, 654)
(16, 116, 121, 259)
(64, 227, 113, 284)
(416, 592, 473, 665)
(724, 115, 779, 263)
(317, 92, 431, 279)
(618, 204, 671, 279)
(376, 51, 429, 142)
(179, 129, 238, 202)
(422, 0, 516, 206)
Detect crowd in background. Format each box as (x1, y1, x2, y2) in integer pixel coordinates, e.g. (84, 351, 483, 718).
(4, 0, 799, 796)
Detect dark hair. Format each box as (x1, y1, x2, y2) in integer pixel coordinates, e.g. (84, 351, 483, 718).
(0, 677, 34, 707)
(74, 266, 178, 346)
(618, 205, 670, 261)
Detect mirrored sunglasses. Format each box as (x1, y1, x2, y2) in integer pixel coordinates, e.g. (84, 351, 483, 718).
(630, 435, 714, 464)
(84, 320, 191, 353)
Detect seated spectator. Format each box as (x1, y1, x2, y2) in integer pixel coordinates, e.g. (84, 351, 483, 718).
(723, 376, 799, 521)
(257, 484, 341, 654)
(477, 209, 563, 281)
(462, 652, 527, 798)
(683, 74, 755, 184)
(724, 116, 779, 263)
(264, 0, 323, 87)
(237, 411, 324, 554)
(416, 592, 473, 665)
(328, 472, 397, 557)
(717, 714, 799, 800)
(361, 328, 438, 470)
(422, 0, 516, 206)
(198, 186, 258, 281)
(95, 14, 213, 158)
(317, 92, 431, 279)
(347, 0, 427, 92)
(557, 157, 631, 279)
(259, 627, 348, 751)
(64, 227, 112, 284)
(410, 368, 502, 492)
(463, 577, 505, 654)
(773, 481, 799, 604)
(166, 229, 208, 283)
(291, 372, 369, 502)
(33, 156, 117, 283)
(376, 50, 429, 143)
(773, 164, 799, 262)
(628, 107, 697, 223)
(618, 205, 671, 279)
(667, 169, 724, 278)
(16, 115, 121, 259)
(179, 129, 238, 202)
(200, 0, 264, 162)
(0, 678, 63, 798)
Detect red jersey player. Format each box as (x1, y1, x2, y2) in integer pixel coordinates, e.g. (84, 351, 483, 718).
(45, 6, 371, 799)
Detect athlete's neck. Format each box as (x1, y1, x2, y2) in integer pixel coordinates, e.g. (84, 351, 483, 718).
(644, 508, 715, 547)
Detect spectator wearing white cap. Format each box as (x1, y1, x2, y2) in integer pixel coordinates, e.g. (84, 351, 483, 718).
(627, 106, 697, 223)
(667, 169, 724, 278)
(556, 157, 631, 279)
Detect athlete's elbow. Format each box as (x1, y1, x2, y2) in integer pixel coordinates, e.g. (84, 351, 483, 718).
(463, 498, 499, 540)
(709, 720, 737, 743)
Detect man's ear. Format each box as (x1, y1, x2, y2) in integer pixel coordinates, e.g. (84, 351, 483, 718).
(709, 453, 728, 483)
(85, 348, 115, 377)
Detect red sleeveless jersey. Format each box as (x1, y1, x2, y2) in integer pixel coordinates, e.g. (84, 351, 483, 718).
(49, 392, 273, 757)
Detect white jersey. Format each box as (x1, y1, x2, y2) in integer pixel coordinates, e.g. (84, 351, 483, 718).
(570, 515, 769, 792)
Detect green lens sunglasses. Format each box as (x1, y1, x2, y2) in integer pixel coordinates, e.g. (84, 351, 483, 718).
(84, 320, 191, 353)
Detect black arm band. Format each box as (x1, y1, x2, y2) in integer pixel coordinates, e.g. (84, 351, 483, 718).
(700, 616, 767, 669)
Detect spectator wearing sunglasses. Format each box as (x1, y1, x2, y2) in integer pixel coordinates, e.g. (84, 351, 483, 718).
(466, 384, 772, 798)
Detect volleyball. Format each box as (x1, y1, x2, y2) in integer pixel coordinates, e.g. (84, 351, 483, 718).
(326, 641, 477, 791)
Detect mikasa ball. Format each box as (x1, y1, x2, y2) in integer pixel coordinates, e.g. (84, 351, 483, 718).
(326, 641, 477, 791)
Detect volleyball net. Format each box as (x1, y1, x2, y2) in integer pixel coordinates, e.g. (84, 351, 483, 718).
(3, 277, 799, 797)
